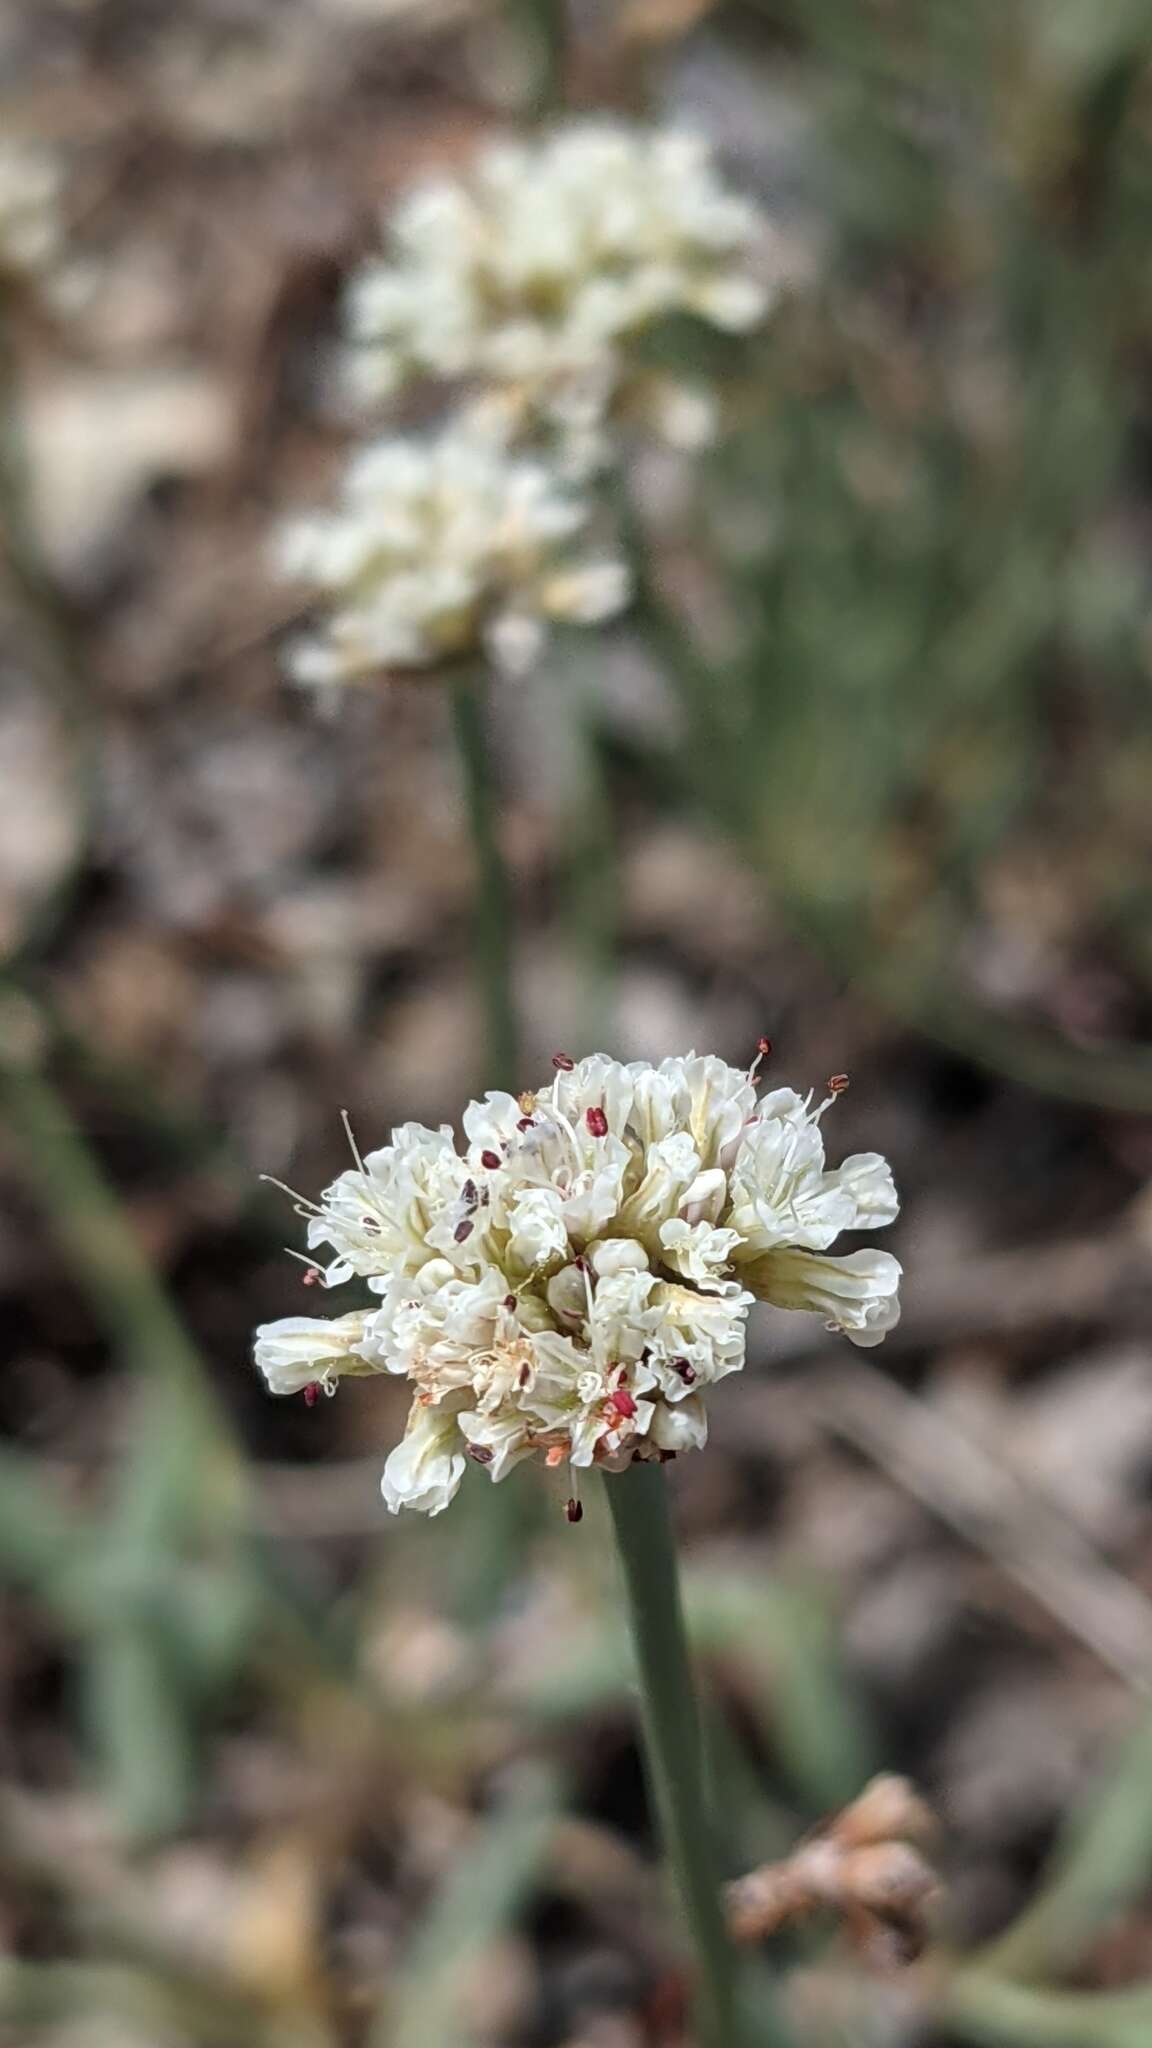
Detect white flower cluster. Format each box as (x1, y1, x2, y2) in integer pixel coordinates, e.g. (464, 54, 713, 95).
(276, 121, 772, 687)
(278, 417, 630, 687)
(0, 137, 61, 279)
(347, 123, 773, 467)
(254, 1052, 900, 1517)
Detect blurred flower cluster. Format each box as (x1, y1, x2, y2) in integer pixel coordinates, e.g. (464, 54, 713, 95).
(279, 121, 774, 688)
(347, 123, 773, 471)
(256, 1052, 900, 1514)
(277, 415, 629, 687)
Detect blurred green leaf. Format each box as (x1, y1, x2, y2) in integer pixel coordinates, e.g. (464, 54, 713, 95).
(981, 1704, 1152, 1983)
(82, 1625, 197, 1842)
(947, 1971, 1152, 2048)
(375, 1764, 561, 2048)
(686, 1569, 877, 1813)
(0, 1449, 79, 1592)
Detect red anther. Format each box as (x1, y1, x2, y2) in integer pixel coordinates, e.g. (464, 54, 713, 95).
(303, 1381, 322, 1408)
(302, 1266, 321, 1286)
(461, 1178, 478, 1206)
(552, 1051, 575, 1071)
(516, 1116, 536, 1132)
(585, 1105, 609, 1138)
(454, 1218, 474, 1243)
(545, 1444, 566, 1468)
(758, 1036, 773, 1057)
(828, 1073, 850, 1095)
(480, 1150, 501, 1171)
(607, 1389, 638, 1420)
(672, 1357, 696, 1385)
(504, 1294, 518, 1311)
(465, 1442, 493, 1465)
(572, 1254, 587, 1272)
(518, 1361, 532, 1388)
(565, 1497, 584, 1523)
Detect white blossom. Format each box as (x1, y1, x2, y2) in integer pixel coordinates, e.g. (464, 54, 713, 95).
(0, 138, 61, 279)
(345, 122, 777, 465)
(253, 1052, 901, 1515)
(277, 413, 629, 687)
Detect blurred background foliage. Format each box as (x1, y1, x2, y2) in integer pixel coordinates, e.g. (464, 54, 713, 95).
(1, 1, 1152, 2044)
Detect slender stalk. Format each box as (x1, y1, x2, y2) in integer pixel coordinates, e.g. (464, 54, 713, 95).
(508, 0, 567, 114)
(448, 671, 519, 1091)
(604, 1460, 789, 2048)
(563, 716, 617, 1050)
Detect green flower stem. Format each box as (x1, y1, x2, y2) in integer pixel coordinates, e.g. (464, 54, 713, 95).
(564, 716, 617, 1050)
(449, 671, 519, 1092)
(508, 0, 567, 113)
(604, 1460, 790, 2048)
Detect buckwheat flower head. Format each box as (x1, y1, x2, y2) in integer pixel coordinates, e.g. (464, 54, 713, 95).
(254, 1052, 901, 1517)
(0, 137, 62, 279)
(276, 412, 629, 687)
(346, 122, 776, 465)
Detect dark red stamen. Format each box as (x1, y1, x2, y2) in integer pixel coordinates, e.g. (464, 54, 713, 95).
(565, 1497, 584, 1523)
(607, 1389, 638, 1420)
(303, 1381, 322, 1408)
(585, 1105, 608, 1138)
(454, 1218, 474, 1243)
(516, 1116, 536, 1132)
(480, 1150, 501, 1170)
(828, 1073, 850, 1095)
(758, 1035, 773, 1057)
(504, 1294, 518, 1311)
(465, 1442, 493, 1465)
(672, 1358, 696, 1385)
(552, 1052, 575, 1071)
(461, 1178, 478, 1207)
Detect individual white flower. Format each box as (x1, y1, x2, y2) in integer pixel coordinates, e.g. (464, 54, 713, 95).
(253, 1311, 375, 1395)
(252, 1051, 901, 1513)
(0, 138, 61, 279)
(381, 1401, 468, 1518)
(737, 1247, 902, 1349)
(346, 122, 777, 464)
(276, 411, 629, 687)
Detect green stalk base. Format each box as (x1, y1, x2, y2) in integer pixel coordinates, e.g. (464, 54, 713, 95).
(604, 1460, 790, 2048)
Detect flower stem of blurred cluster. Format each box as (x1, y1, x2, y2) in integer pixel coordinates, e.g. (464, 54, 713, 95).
(507, 0, 568, 112)
(564, 719, 618, 1051)
(604, 1460, 790, 2048)
(449, 672, 520, 1091)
